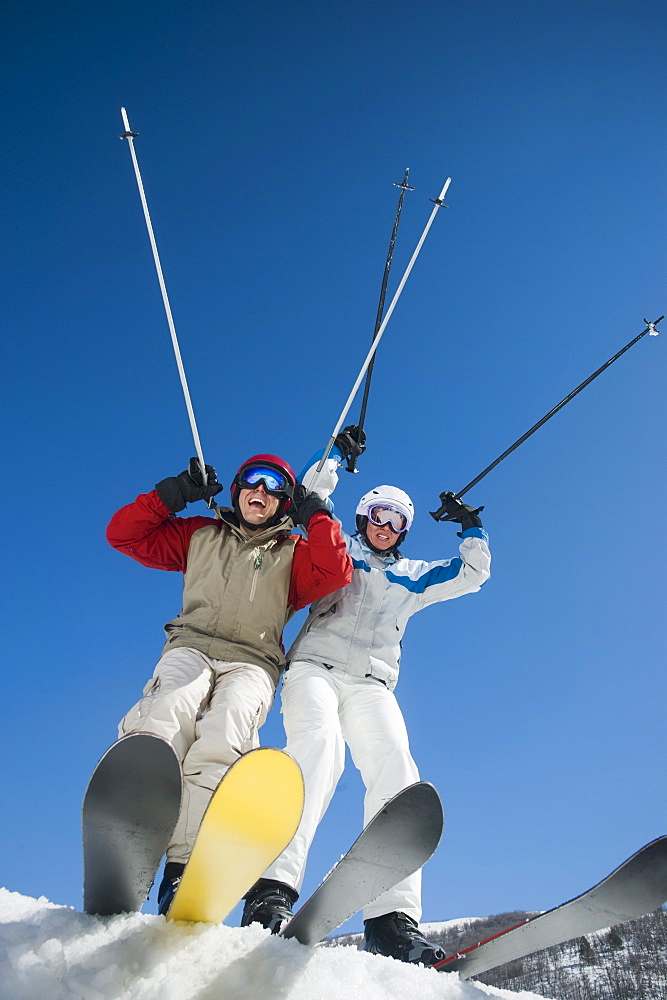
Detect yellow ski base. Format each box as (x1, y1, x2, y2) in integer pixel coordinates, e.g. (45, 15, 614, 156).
(167, 747, 304, 924)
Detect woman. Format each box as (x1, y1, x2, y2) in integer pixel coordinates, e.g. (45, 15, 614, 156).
(241, 437, 491, 966)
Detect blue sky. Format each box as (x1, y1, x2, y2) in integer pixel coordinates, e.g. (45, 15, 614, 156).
(2, 0, 665, 935)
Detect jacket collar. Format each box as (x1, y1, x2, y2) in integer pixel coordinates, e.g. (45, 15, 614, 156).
(215, 505, 295, 543)
(356, 533, 398, 567)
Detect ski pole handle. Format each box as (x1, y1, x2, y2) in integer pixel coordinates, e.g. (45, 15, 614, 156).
(430, 493, 460, 522)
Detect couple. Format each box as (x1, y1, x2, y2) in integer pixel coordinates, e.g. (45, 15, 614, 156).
(106, 431, 490, 966)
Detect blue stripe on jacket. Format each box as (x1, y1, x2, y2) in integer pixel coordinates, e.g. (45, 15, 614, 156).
(352, 554, 464, 594)
(385, 559, 463, 593)
(351, 557, 371, 573)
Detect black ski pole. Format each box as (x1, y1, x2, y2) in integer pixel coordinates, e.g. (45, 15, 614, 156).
(430, 316, 663, 520)
(314, 178, 451, 481)
(346, 169, 414, 473)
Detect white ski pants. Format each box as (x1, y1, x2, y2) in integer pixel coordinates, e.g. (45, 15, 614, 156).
(263, 659, 422, 922)
(118, 646, 274, 863)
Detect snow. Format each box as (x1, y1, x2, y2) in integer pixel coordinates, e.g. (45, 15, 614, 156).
(0, 888, 553, 1000)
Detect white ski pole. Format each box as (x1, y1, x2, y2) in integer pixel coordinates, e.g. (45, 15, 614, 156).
(314, 178, 452, 478)
(119, 108, 209, 489)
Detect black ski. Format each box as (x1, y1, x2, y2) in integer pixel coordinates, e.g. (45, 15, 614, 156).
(82, 733, 182, 915)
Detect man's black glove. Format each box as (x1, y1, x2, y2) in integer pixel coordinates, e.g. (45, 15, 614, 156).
(290, 483, 334, 528)
(156, 458, 223, 513)
(334, 424, 366, 464)
(436, 491, 484, 532)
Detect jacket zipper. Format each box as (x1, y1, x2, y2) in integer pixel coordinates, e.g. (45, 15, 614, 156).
(249, 549, 262, 602)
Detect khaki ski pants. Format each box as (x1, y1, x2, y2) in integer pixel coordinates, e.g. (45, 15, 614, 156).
(119, 646, 274, 863)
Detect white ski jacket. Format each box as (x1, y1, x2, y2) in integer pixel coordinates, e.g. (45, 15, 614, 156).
(287, 453, 491, 691)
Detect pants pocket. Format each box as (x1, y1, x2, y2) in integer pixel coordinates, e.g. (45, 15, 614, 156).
(142, 675, 161, 697)
(118, 676, 161, 736)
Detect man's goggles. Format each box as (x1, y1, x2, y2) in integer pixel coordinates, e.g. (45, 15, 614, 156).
(235, 465, 290, 496)
(365, 504, 408, 533)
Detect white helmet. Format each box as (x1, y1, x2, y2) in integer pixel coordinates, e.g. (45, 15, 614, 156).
(355, 485, 415, 534)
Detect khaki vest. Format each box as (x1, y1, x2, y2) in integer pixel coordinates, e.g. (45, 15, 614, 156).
(162, 509, 297, 687)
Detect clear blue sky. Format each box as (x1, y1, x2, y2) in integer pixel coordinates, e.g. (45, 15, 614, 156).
(2, 0, 665, 934)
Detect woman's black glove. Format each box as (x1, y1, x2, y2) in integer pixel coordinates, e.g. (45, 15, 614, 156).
(290, 484, 333, 528)
(334, 424, 366, 464)
(156, 458, 223, 513)
(435, 491, 484, 531)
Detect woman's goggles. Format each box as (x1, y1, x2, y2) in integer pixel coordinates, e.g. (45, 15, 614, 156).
(235, 465, 290, 496)
(365, 504, 408, 533)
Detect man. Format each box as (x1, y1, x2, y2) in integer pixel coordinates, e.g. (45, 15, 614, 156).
(106, 453, 353, 915)
(241, 435, 491, 966)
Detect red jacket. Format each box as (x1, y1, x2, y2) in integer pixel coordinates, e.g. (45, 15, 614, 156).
(107, 490, 353, 681)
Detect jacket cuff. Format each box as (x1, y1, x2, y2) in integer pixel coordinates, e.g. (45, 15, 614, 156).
(460, 526, 489, 542)
(146, 489, 174, 518)
(305, 509, 335, 528)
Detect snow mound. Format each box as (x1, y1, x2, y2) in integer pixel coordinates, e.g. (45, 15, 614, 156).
(0, 888, 552, 1000)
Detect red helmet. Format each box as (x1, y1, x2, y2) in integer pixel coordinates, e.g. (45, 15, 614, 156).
(230, 454, 297, 515)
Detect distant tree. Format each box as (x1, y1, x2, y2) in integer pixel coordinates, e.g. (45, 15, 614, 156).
(579, 936, 596, 966)
(606, 927, 624, 951)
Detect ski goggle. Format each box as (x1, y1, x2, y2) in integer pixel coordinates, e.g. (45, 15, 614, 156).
(364, 504, 408, 533)
(235, 465, 291, 496)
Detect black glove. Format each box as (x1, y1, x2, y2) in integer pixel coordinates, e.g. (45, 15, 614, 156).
(156, 458, 223, 513)
(334, 424, 366, 464)
(290, 483, 333, 528)
(436, 491, 484, 532)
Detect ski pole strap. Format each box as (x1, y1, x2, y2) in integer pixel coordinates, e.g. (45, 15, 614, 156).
(430, 316, 663, 520)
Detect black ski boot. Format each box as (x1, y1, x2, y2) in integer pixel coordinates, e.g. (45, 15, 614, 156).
(157, 861, 185, 916)
(363, 911, 446, 966)
(241, 878, 299, 934)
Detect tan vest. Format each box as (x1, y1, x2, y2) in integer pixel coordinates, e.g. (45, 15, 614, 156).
(161, 509, 297, 687)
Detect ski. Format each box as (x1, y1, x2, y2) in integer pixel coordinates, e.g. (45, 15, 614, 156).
(282, 781, 443, 945)
(435, 835, 667, 979)
(167, 747, 304, 923)
(83, 733, 182, 916)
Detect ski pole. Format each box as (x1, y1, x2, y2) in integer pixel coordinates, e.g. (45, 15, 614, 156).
(346, 168, 414, 474)
(119, 108, 211, 493)
(315, 177, 452, 479)
(430, 316, 663, 520)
